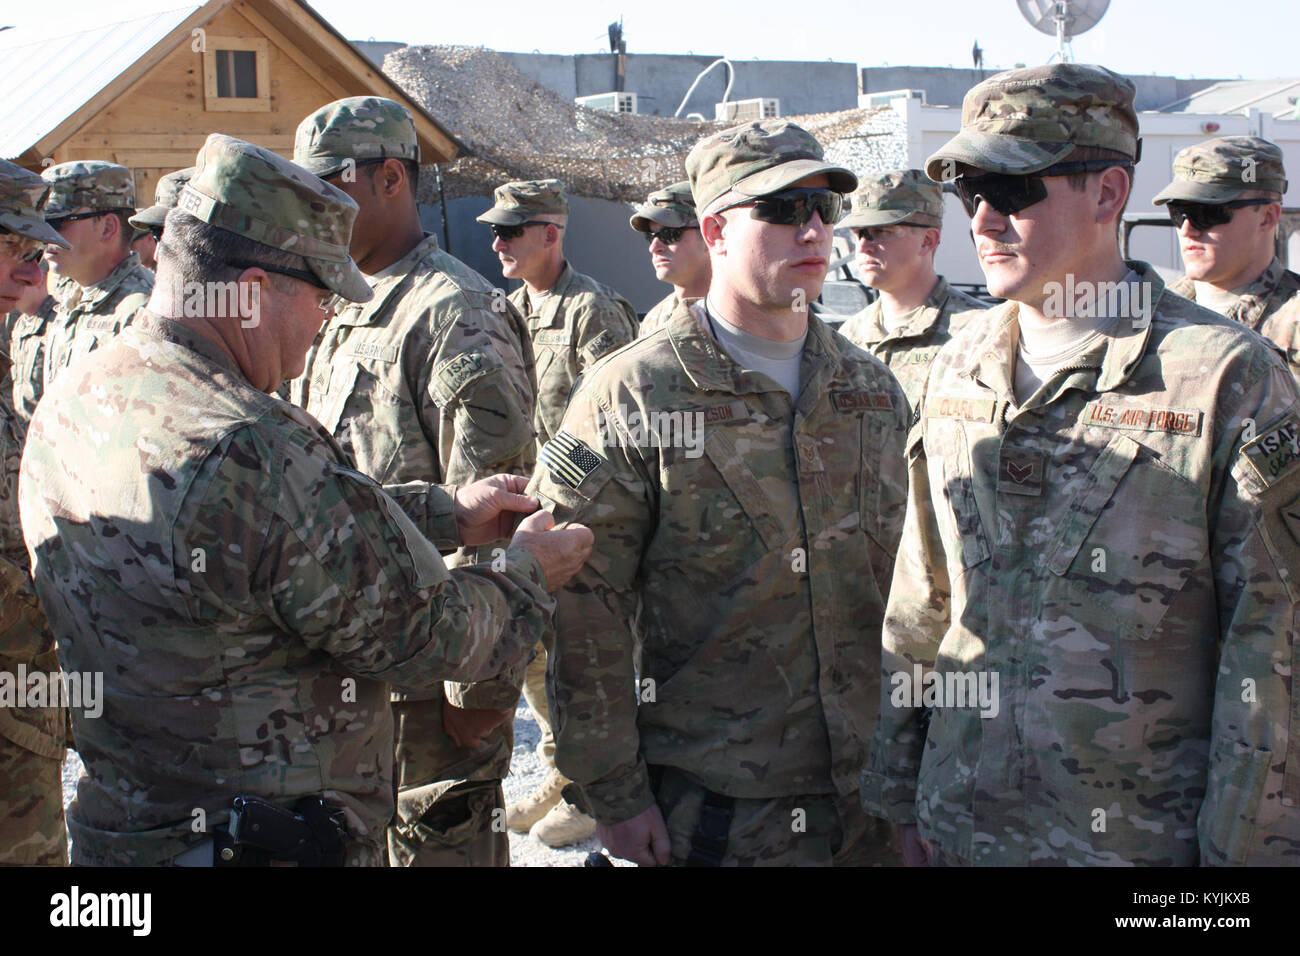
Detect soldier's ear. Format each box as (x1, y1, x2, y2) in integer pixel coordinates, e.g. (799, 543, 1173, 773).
(700, 212, 726, 254)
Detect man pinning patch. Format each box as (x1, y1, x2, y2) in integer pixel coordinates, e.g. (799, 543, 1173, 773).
(530, 120, 909, 866)
(865, 62, 1300, 866)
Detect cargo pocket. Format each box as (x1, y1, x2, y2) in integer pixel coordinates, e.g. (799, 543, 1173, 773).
(1043, 432, 1204, 643)
(1198, 737, 1272, 865)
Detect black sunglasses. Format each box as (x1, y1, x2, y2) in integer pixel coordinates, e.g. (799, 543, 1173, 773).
(642, 226, 688, 245)
(490, 221, 564, 241)
(715, 187, 846, 227)
(1166, 198, 1275, 232)
(852, 222, 929, 243)
(954, 160, 1133, 218)
(47, 210, 115, 230)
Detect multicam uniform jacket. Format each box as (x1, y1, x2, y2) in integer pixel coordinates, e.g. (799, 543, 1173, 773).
(864, 262, 1300, 865)
(43, 251, 152, 388)
(510, 262, 637, 449)
(20, 312, 552, 865)
(529, 301, 909, 823)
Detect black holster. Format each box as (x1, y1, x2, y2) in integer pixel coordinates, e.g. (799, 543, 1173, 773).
(213, 795, 348, 867)
(647, 764, 735, 868)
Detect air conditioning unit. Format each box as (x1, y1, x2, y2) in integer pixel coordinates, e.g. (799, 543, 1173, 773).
(715, 98, 780, 122)
(576, 92, 638, 114)
(860, 88, 926, 110)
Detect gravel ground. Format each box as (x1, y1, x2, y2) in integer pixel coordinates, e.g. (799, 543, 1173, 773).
(60, 701, 612, 867)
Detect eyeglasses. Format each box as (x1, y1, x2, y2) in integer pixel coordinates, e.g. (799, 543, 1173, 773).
(954, 160, 1133, 217)
(490, 221, 564, 241)
(852, 223, 929, 243)
(1166, 198, 1275, 232)
(47, 210, 114, 231)
(715, 187, 846, 227)
(0, 233, 46, 263)
(642, 226, 689, 245)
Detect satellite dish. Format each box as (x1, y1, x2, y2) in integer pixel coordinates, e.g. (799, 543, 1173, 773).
(1016, 0, 1110, 62)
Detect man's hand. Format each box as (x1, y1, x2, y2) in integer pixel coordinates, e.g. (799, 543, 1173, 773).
(598, 805, 671, 867)
(898, 824, 934, 867)
(510, 509, 594, 592)
(442, 698, 513, 750)
(454, 474, 538, 546)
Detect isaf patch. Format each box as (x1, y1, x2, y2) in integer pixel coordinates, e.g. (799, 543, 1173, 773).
(539, 430, 604, 489)
(1243, 415, 1300, 486)
(436, 350, 489, 396)
(584, 329, 620, 362)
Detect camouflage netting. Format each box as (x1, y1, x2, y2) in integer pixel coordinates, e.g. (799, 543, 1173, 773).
(382, 44, 900, 204)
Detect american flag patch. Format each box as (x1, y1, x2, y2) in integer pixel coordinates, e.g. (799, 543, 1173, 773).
(539, 430, 604, 489)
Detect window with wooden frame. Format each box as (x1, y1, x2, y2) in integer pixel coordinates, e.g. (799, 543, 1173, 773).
(202, 37, 270, 112)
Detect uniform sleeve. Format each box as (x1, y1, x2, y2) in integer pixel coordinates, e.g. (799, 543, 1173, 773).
(861, 407, 947, 825)
(423, 292, 540, 711)
(180, 424, 554, 693)
(526, 383, 656, 824)
(1201, 360, 1300, 864)
(572, 293, 637, 374)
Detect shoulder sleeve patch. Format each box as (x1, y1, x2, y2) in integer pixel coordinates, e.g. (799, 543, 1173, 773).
(583, 327, 621, 362)
(435, 349, 490, 398)
(1242, 415, 1300, 487)
(538, 429, 605, 490)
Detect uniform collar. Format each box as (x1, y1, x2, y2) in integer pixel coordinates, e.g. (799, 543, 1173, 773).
(1233, 257, 1290, 328)
(668, 299, 853, 406)
(72, 251, 146, 312)
(329, 234, 440, 328)
(959, 260, 1163, 402)
(863, 275, 953, 345)
(129, 310, 248, 381)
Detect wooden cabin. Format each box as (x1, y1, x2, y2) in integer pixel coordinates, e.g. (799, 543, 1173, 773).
(0, 0, 459, 203)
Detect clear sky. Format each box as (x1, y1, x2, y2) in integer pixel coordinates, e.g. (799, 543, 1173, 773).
(7, 0, 1298, 81)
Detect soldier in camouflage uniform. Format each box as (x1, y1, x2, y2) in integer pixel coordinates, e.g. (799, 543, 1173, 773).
(838, 169, 985, 409)
(529, 120, 909, 866)
(18, 134, 592, 866)
(291, 97, 538, 867)
(479, 179, 637, 846)
(629, 181, 710, 337)
(0, 160, 70, 865)
(864, 63, 1300, 866)
(1153, 137, 1300, 385)
(40, 162, 153, 392)
(128, 166, 195, 275)
(8, 267, 57, 431)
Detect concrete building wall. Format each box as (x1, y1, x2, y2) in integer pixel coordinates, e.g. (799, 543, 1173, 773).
(419, 195, 668, 314)
(860, 66, 1229, 111)
(503, 51, 858, 117)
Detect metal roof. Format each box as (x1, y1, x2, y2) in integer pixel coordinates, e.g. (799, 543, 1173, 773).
(1159, 78, 1300, 119)
(0, 6, 200, 160)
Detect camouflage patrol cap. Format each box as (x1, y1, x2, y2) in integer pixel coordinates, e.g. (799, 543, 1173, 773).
(41, 161, 137, 218)
(0, 160, 71, 249)
(476, 180, 569, 226)
(687, 120, 857, 213)
(177, 134, 372, 302)
(924, 63, 1140, 180)
(129, 166, 196, 231)
(840, 169, 943, 229)
(629, 180, 697, 232)
(1152, 136, 1288, 205)
(293, 96, 421, 180)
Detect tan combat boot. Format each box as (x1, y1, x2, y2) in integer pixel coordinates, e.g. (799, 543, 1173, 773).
(533, 799, 597, 848)
(506, 769, 566, 833)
